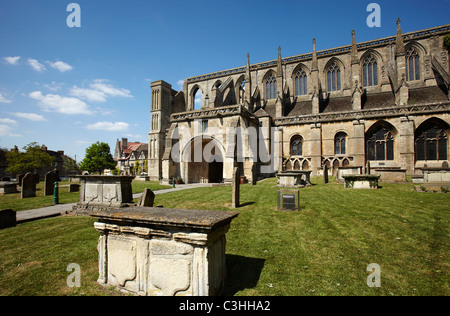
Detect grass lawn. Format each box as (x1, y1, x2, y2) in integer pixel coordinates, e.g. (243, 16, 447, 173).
(0, 177, 448, 296)
(0, 180, 171, 212)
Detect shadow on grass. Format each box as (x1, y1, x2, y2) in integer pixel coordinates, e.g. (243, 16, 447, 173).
(222, 254, 265, 296)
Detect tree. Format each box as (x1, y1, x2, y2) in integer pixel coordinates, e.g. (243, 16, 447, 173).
(63, 156, 80, 175)
(6, 142, 55, 175)
(79, 142, 115, 174)
(444, 34, 450, 53)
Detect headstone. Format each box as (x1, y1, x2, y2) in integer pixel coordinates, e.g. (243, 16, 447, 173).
(45, 171, 57, 196)
(251, 164, 257, 185)
(17, 173, 23, 187)
(277, 190, 300, 211)
(1, 176, 10, 182)
(137, 188, 155, 207)
(21, 172, 36, 198)
(232, 167, 240, 208)
(69, 183, 80, 192)
(324, 165, 329, 184)
(366, 160, 371, 175)
(0, 209, 16, 229)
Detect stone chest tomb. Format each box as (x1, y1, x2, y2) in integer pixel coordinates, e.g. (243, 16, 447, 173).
(89, 207, 238, 296)
(72, 175, 134, 214)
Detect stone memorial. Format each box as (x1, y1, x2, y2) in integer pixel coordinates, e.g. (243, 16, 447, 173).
(0, 181, 18, 195)
(72, 175, 134, 215)
(69, 183, 80, 192)
(277, 190, 300, 211)
(137, 188, 155, 207)
(45, 171, 57, 196)
(276, 170, 311, 188)
(89, 207, 239, 296)
(21, 172, 36, 198)
(323, 165, 329, 184)
(16, 173, 24, 187)
(232, 167, 240, 208)
(343, 174, 380, 189)
(0, 209, 16, 229)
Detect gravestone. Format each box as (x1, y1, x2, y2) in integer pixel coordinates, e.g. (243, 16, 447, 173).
(45, 171, 57, 196)
(277, 190, 300, 211)
(251, 164, 257, 185)
(137, 188, 155, 207)
(366, 160, 371, 175)
(1, 176, 10, 182)
(21, 172, 36, 198)
(0, 209, 16, 229)
(232, 167, 240, 208)
(17, 173, 24, 187)
(324, 165, 329, 184)
(69, 183, 80, 192)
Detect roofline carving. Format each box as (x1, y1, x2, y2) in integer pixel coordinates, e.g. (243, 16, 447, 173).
(274, 101, 450, 126)
(185, 24, 450, 84)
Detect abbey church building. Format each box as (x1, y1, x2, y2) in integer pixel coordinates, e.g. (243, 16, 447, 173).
(148, 20, 450, 184)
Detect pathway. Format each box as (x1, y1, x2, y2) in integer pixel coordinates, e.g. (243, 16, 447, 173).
(15, 183, 213, 223)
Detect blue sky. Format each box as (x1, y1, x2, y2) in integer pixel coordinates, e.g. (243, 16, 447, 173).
(0, 0, 449, 162)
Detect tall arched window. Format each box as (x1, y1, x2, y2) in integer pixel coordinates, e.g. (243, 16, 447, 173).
(335, 132, 347, 155)
(295, 70, 307, 96)
(291, 136, 303, 156)
(415, 122, 448, 161)
(406, 47, 420, 81)
(266, 74, 277, 100)
(327, 62, 341, 92)
(362, 55, 378, 87)
(366, 125, 394, 161)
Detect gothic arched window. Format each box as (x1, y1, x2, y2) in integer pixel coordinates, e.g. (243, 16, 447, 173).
(415, 124, 448, 161)
(291, 136, 303, 156)
(367, 125, 394, 161)
(406, 47, 420, 81)
(295, 70, 307, 96)
(327, 62, 341, 92)
(335, 132, 347, 155)
(362, 55, 378, 87)
(266, 74, 277, 100)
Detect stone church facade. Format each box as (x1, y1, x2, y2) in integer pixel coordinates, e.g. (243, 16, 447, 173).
(148, 20, 450, 184)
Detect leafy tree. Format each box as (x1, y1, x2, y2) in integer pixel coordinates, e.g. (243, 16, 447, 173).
(79, 142, 115, 174)
(444, 34, 450, 53)
(63, 156, 80, 175)
(6, 142, 55, 175)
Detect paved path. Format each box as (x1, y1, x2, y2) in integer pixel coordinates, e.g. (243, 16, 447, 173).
(16, 183, 213, 223)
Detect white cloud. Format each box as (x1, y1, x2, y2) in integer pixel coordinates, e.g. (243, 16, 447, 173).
(69, 79, 132, 103)
(0, 124, 12, 136)
(86, 121, 129, 131)
(177, 79, 184, 89)
(29, 91, 92, 115)
(0, 118, 17, 124)
(4, 56, 21, 65)
(0, 93, 12, 104)
(27, 58, 46, 72)
(12, 112, 47, 122)
(47, 60, 73, 72)
(70, 86, 107, 102)
(90, 79, 132, 98)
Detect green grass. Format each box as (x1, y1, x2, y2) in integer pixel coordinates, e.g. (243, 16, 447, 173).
(0, 177, 448, 296)
(0, 180, 80, 212)
(0, 180, 171, 212)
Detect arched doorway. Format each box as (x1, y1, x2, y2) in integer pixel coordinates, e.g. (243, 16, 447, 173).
(182, 137, 224, 183)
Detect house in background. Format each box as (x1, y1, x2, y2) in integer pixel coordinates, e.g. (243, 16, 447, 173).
(114, 138, 148, 176)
